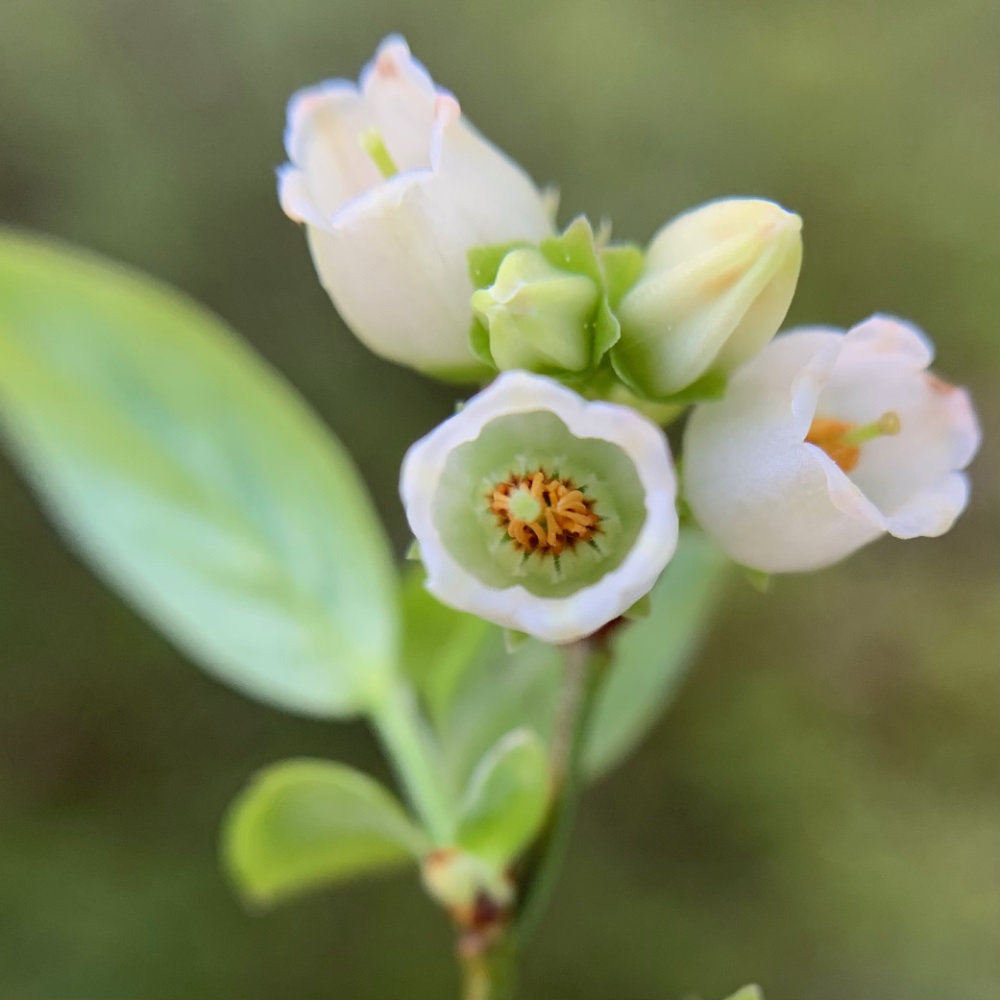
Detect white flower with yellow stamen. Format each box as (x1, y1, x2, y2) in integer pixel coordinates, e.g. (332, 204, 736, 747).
(400, 372, 679, 643)
(278, 35, 553, 380)
(682, 315, 981, 572)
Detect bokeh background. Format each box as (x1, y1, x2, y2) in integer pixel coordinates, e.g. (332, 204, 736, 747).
(1, 2, 997, 998)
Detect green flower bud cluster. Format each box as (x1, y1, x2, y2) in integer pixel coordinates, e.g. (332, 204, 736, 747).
(466, 198, 802, 403)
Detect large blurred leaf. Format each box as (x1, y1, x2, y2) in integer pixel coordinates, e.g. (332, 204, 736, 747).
(0, 229, 397, 717)
(456, 729, 551, 865)
(584, 531, 731, 776)
(223, 760, 428, 906)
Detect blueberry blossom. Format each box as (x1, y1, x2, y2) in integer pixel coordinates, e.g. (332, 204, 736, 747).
(400, 372, 679, 643)
(683, 315, 980, 572)
(279, 36, 553, 380)
(612, 198, 803, 399)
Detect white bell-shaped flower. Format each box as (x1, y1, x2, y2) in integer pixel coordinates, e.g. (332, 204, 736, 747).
(400, 372, 679, 643)
(683, 315, 980, 572)
(279, 36, 553, 380)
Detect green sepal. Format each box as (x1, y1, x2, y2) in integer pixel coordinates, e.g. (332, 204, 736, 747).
(741, 566, 773, 593)
(601, 243, 645, 310)
(538, 216, 622, 369)
(405, 539, 422, 562)
(467, 317, 496, 368)
(222, 759, 429, 907)
(503, 628, 530, 653)
(467, 241, 528, 290)
(610, 351, 729, 404)
(623, 593, 652, 620)
(456, 729, 551, 865)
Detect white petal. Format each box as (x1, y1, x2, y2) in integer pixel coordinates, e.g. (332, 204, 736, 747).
(814, 316, 980, 524)
(684, 399, 884, 574)
(359, 35, 440, 172)
(305, 103, 552, 375)
(400, 373, 679, 643)
(283, 81, 380, 221)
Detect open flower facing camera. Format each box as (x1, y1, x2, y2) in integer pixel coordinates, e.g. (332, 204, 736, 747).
(401, 371, 678, 643)
(0, 31, 984, 1000)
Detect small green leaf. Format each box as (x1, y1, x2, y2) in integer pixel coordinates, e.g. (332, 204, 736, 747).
(223, 759, 428, 906)
(584, 530, 731, 777)
(456, 730, 551, 864)
(0, 230, 398, 718)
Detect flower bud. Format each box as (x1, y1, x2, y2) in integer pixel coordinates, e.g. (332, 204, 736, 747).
(279, 36, 552, 380)
(400, 372, 679, 644)
(682, 315, 980, 572)
(612, 198, 803, 399)
(421, 848, 514, 928)
(468, 217, 624, 378)
(471, 247, 598, 374)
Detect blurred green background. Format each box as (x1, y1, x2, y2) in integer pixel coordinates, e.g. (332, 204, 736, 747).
(1, 1, 997, 997)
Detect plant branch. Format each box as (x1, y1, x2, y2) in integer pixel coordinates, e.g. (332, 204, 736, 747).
(515, 636, 609, 937)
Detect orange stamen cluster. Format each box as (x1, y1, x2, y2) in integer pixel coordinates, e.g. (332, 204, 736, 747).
(806, 411, 901, 473)
(805, 417, 861, 472)
(489, 470, 600, 555)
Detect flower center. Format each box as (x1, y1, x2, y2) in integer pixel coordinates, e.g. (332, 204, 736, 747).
(806, 411, 901, 472)
(488, 470, 600, 556)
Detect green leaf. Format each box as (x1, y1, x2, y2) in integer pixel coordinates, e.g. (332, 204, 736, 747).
(400, 565, 495, 729)
(0, 229, 397, 717)
(436, 636, 561, 791)
(223, 759, 428, 906)
(584, 530, 731, 777)
(456, 730, 551, 864)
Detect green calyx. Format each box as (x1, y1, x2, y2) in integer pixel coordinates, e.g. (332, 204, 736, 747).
(431, 409, 647, 599)
(467, 218, 642, 381)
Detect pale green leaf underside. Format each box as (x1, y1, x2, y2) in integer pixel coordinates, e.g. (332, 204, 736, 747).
(0, 229, 397, 717)
(223, 759, 428, 905)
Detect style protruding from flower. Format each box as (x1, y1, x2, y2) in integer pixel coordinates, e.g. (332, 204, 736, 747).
(400, 372, 679, 643)
(612, 198, 803, 399)
(682, 315, 981, 573)
(279, 35, 553, 380)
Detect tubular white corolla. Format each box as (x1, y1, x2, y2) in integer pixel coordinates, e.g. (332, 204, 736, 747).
(683, 315, 981, 572)
(400, 372, 679, 643)
(279, 36, 553, 379)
